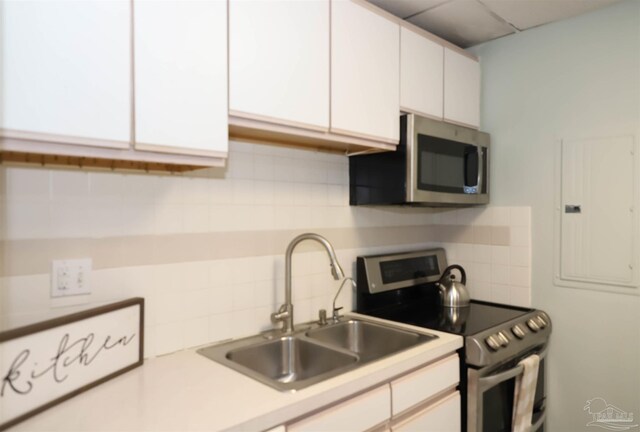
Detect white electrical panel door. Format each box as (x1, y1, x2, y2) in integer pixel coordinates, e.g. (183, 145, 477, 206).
(134, 0, 228, 156)
(229, 0, 330, 130)
(331, 0, 400, 143)
(559, 136, 636, 288)
(1, 0, 131, 147)
(400, 27, 444, 120)
(443, 48, 480, 129)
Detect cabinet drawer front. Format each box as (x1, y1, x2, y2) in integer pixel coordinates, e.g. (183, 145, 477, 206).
(392, 392, 460, 432)
(391, 354, 459, 416)
(288, 385, 391, 432)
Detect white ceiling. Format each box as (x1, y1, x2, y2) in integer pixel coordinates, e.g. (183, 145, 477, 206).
(367, 0, 623, 47)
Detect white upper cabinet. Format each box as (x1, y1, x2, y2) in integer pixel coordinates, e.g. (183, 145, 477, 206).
(400, 27, 444, 120)
(134, 0, 228, 157)
(443, 47, 480, 128)
(1, 0, 131, 147)
(229, 0, 330, 130)
(331, 0, 400, 143)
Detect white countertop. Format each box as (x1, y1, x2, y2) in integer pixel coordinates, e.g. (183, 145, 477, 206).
(10, 314, 462, 432)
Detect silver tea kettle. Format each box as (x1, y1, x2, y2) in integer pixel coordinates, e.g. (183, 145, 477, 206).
(436, 264, 470, 307)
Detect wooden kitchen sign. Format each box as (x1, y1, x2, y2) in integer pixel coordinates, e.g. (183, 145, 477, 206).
(0, 298, 144, 430)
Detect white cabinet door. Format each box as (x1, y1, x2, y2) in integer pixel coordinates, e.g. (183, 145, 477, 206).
(392, 392, 460, 432)
(331, 0, 400, 143)
(443, 48, 480, 128)
(134, 0, 227, 157)
(391, 354, 459, 416)
(400, 27, 443, 120)
(288, 385, 391, 432)
(1, 0, 131, 147)
(229, 0, 329, 130)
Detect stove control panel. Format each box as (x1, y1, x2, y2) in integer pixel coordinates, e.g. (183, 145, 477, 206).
(472, 311, 552, 367)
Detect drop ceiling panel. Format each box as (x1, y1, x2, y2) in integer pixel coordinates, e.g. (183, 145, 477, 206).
(407, 0, 515, 47)
(367, 0, 449, 19)
(482, 0, 622, 30)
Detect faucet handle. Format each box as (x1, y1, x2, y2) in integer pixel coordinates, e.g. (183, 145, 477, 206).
(271, 304, 291, 326)
(332, 306, 344, 321)
(318, 309, 328, 326)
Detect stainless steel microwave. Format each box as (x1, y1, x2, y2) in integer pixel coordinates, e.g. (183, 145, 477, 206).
(349, 114, 490, 206)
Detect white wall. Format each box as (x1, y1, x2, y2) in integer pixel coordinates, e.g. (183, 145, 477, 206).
(471, 0, 640, 429)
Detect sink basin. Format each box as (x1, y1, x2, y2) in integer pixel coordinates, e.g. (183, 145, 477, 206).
(197, 317, 437, 392)
(306, 319, 436, 362)
(228, 336, 357, 385)
(198, 335, 357, 391)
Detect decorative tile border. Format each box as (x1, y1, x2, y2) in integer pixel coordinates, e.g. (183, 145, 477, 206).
(0, 224, 510, 277)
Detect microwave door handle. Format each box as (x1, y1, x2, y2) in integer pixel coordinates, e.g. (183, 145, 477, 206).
(476, 147, 483, 194)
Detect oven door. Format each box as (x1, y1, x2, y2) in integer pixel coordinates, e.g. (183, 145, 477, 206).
(467, 345, 548, 432)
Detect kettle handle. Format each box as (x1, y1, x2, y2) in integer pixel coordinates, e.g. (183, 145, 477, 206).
(442, 264, 466, 285)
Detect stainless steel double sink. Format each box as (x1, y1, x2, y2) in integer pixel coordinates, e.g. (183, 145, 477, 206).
(197, 318, 437, 391)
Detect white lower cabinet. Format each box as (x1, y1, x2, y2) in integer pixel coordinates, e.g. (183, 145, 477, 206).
(288, 385, 391, 432)
(392, 392, 460, 432)
(390, 354, 459, 416)
(282, 353, 460, 432)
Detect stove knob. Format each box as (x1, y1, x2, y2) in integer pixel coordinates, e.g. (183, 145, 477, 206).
(485, 335, 501, 351)
(497, 331, 510, 347)
(527, 318, 540, 332)
(536, 315, 548, 329)
(512, 324, 526, 339)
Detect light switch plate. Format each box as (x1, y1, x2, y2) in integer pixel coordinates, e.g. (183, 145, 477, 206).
(51, 258, 92, 298)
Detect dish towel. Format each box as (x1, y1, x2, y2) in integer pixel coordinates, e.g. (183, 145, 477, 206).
(512, 354, 540, 432)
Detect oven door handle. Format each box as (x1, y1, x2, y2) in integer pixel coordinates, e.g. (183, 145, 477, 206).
(478, 345, 549, 391)
(531, 409, 547, 431)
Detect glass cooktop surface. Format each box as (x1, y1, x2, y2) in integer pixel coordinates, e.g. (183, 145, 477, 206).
(362, 300, 531, 336)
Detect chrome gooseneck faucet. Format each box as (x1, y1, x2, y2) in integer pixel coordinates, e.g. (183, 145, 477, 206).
(271, 233, 345, 333)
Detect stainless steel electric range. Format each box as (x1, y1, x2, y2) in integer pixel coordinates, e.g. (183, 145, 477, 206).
(355, 249, 551, 432)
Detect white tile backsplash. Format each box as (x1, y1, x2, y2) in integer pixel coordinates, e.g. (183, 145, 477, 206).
(0, 141, 532, 358)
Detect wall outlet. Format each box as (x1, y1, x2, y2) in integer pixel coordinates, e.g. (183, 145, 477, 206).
(51, 258, 92, 298)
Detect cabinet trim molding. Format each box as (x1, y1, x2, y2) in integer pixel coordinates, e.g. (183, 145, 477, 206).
(0, 129, 130, 150)
(229, 110, 329, 134)
(134, 142, 228, 159)
(229, 115, 396, 154)
(0, 137, 225, 168)
(329, 127, 399, 146)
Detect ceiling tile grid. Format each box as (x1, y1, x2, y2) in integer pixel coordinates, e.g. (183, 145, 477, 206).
(367, 0, 623, 47)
